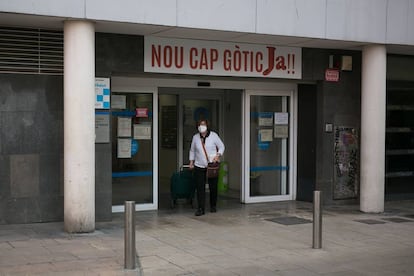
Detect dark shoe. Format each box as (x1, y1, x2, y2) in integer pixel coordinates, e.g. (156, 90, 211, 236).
(195, 208, 205, 216)
(210, 207, 217, 213)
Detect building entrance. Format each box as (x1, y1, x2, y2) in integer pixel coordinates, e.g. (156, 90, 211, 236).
(158, 88, 242, 209)
(110, 77, 298, 212)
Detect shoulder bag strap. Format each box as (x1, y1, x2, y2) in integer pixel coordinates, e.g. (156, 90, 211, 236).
(200, 140, 210, 164)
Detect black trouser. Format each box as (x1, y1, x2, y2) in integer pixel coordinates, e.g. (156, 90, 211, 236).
(194, 166, 218, 210)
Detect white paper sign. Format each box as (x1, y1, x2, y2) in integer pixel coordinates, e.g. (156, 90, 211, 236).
(259, 117, 273, 126)
(117, 138, 131, 158)
(111, 95, 126, 109)
(274, 112, 289, 125)
(117, 117, 131, 137)
(274, 125, 289, 138)
(95, 113, 110, 143)
(134, 124, 151, 140)
(259, 129, 273, 142)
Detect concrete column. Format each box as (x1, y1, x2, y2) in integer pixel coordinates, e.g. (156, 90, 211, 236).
(360, 45, 386, 213)
(64, 20, 95, 232)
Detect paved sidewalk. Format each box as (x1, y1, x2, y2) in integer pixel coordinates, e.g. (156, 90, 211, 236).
(1, 200, 414, 275)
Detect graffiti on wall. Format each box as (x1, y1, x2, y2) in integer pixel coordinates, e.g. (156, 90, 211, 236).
(334, 127, 359, 199)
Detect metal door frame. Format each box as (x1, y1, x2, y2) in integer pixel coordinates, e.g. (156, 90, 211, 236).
(110, 86, 158, 212)
(243, 89, 297, 203)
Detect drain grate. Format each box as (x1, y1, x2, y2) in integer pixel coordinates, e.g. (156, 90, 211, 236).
(382, 217, 413, 223)
(354, 219, 386, 225)
(266, 216, 312, 225)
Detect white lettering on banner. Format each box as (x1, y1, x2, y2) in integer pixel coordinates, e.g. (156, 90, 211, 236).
(144, 37, 302, 79)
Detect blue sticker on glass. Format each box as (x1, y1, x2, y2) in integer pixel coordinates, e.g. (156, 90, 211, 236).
(131, 139, 139, 156)
(258, 141, 270, 150)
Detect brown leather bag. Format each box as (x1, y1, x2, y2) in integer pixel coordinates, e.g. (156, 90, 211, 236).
(201, 140, 220, 179)
(206, 162, 220, 178)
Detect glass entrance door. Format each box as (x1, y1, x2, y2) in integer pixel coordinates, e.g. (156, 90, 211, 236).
(244, 91, 294, 202)
(158, 89, 222, 209)
(111, 92, 157, 211)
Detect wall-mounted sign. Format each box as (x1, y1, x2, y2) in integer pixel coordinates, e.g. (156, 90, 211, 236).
(95, 112, 110, 143)
(145, 37, 302, 79)
(95, 78, 110, 109)
(325, 69, 340, 82)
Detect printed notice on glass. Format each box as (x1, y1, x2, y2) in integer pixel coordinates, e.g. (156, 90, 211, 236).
(117, 138, 131, 158)
(134, 124, 151, 140)
(274, 112, 289, 125)
(274, 125, 289, 138)
(111, 95, 126, 109)
(95, 113, 110, 143)
(259, 129, 273, 142)
(117, 117, 131, 137)
(258, 112, 273, 126)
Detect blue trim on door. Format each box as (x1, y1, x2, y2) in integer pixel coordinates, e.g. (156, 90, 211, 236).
(250, 166, 289, 172)
(112, 171, 153, 178)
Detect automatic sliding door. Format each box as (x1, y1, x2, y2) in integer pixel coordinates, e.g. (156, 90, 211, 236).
(182, 98, 220, 166)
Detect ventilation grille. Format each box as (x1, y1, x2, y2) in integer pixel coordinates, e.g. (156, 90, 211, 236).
(0, 26, 63, 75)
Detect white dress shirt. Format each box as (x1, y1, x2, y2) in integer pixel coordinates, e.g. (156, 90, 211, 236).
(189, 131, 225, 168)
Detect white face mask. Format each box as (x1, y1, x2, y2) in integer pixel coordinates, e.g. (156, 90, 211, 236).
(198, 125, 207, 133)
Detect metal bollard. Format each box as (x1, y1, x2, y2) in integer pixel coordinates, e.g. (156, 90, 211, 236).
(124, 201, 136, 269)
(312, 191, 322, 249)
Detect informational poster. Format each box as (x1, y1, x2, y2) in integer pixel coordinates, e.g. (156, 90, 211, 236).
(133, 124, 151, 140)
(333, 127, 359, 199)
(117, 138, 131, 158)
(95, 112, 110, 143)
(259, 129, 273, 142)
(117, 117, 131, 137)
(258, 113, 273, 126)
(95, 78, 110, 109)
(274, 125, 289, 138)
(274, 112, 289, 125)
(111, 95, 126, 109)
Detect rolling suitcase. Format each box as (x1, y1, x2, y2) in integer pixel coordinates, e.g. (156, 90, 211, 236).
(170, 165, 195, 208)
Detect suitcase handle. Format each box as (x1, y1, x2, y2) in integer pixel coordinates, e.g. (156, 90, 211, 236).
(181, 165, 191, 171)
